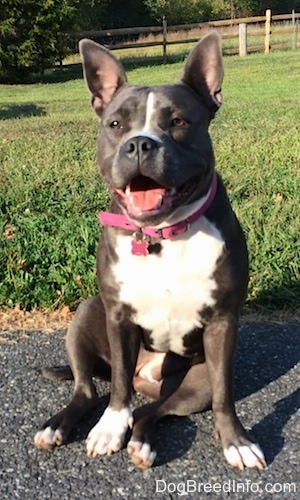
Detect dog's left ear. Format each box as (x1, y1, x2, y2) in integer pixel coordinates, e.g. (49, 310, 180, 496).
(79, 39, 127, 117)
(182, 31, 223, 114)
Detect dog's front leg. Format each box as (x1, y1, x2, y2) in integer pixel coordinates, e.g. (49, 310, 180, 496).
(86, 316, 141, 457)
(203, 317, 266, 470)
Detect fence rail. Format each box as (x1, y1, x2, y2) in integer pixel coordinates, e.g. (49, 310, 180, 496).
(70, 10, 299, 62)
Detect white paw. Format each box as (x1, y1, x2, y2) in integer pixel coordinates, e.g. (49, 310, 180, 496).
(224, 443, 266, 470)
(127, 440, 157, 468)
(34, 426, 63, 448)
(86, 406, 133, 457)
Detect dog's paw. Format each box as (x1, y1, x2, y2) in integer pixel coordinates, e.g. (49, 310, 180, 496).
(224, 443, 266, 470)
(34, 426, 63, 449)
(86, 406, 133, 457)
(127, 439, 157, 468)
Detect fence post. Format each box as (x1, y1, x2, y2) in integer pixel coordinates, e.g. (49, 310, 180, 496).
(239, 23, 247, 56)
(292, 10, 296, 49)
(296, 13, 299, 50)
(265, 9, 271, 53)
(163, 16, 167, 64)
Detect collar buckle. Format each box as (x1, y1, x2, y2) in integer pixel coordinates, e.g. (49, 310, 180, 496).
(158, 217, 191, 239)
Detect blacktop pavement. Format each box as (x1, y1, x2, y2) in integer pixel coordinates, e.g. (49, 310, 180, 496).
(0, 321, 299, 499)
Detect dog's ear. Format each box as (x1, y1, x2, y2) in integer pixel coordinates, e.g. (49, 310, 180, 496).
(182, 31, 223, 114)
(79, 39, 127, 117)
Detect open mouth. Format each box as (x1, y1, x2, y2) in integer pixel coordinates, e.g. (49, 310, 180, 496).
(113, 174, 197, 219)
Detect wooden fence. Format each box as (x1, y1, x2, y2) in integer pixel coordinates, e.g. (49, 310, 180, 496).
(71, 9, 300, 62)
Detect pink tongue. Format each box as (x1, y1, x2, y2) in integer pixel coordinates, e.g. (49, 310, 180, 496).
(130, 188, 166, 211)
(129, 177, 166, 212)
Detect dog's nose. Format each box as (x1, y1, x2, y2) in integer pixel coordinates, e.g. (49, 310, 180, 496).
(123, 136, 159, 159)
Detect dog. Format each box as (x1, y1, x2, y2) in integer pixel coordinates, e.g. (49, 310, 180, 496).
(34, 31, 266, 470)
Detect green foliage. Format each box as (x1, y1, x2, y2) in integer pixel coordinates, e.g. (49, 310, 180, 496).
(92, 0, 152, 29)
(255, 1, 300, 15)
(143, 0, 300, 23)
(1, 0, 299, 82)
(0, 100, 110, 308)
(144, 0, 228, 24)
(0, 0, 75, 82)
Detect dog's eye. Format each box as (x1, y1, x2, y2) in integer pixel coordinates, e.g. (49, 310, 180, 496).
(171, 118, 186, 127)
(110, 120, 122, 129)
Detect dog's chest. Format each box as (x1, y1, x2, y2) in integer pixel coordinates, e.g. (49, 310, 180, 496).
(112, 217, 225, 355)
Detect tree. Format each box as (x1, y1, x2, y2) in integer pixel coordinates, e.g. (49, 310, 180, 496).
(1, 0, 298, 83)
(258, 0, 300, 14)
(0, 0, 75, 82)
(231, 0, 300, 17)
(144, 0, 300, 23)
(69, 0, 109, 31)
(85, 0, 152, 29)
(144, 0, 208, 24)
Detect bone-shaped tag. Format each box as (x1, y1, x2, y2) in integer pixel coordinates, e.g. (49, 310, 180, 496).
(131, 238, 149, 256)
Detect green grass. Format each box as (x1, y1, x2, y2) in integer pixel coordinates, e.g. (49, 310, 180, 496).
(1, 50, 300, 311)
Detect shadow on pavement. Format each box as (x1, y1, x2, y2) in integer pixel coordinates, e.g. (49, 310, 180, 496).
(234, 323, 300, 466)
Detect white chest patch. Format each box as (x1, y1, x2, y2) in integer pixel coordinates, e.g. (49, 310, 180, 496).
(112, 217, 225, 355)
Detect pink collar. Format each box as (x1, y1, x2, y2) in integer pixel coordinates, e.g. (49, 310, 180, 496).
(98, 173, 217, 255)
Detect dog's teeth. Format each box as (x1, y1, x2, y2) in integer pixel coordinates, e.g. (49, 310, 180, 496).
(125, 186, 131, 196)
(157, 195, 163, 207)
(170, 188, 177, 196)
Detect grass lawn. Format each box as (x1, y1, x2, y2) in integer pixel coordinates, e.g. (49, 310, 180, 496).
(1, 49, 299, 312)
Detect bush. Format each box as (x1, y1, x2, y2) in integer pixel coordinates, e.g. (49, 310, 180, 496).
(0, 0, 75, 83)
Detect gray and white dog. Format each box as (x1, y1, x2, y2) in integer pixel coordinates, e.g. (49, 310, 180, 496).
(35, 32, 266, 470)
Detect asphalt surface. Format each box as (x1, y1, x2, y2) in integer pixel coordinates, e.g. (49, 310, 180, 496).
(0, 322, 299, 499)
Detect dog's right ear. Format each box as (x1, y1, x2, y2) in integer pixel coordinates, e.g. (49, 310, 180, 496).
(79, 39, 127, 117)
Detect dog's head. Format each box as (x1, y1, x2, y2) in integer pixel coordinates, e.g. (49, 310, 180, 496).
(79, 32, 223, 226)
